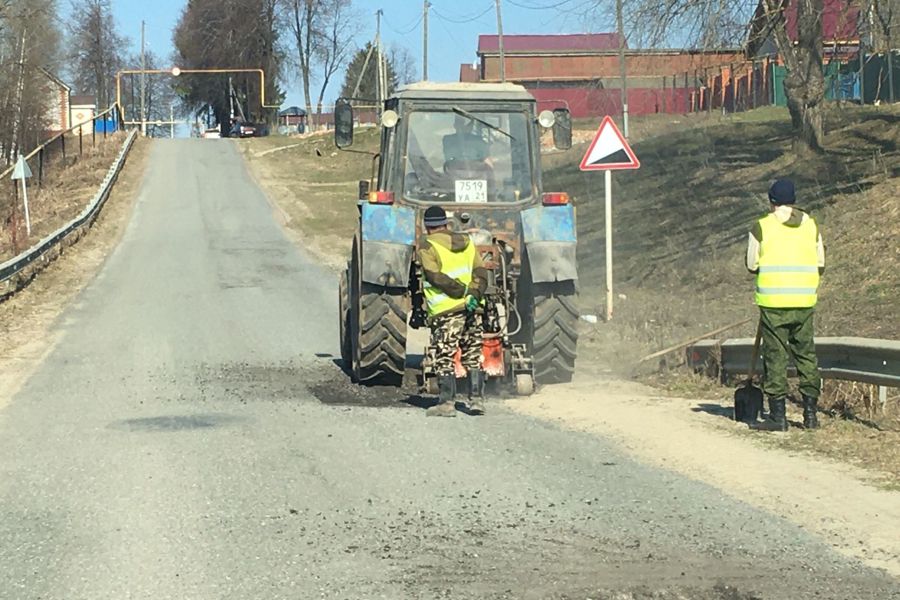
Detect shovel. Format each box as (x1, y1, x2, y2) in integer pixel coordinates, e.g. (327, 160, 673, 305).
(733, 320, 764, 423)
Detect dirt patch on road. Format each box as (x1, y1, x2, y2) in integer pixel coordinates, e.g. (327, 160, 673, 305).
(508, 372, 900, 578)
(0, 138, 150, 411)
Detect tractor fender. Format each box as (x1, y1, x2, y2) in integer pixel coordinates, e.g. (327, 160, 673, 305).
(360, 202, 416, 287)
(520, 204, 578, 283)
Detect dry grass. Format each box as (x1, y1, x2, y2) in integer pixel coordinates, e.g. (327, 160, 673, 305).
(1, 132, 128, 261)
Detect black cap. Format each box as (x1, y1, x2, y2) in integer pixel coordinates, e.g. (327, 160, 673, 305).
(768, 179, 796, 205)
(424, 206, 448, 228)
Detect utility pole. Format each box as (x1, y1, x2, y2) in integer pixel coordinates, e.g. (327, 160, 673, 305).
(375, 9, 384, 118)
(423, 1, 430, 81)
(616, 0, 629, 138)
(170, 104, 174, 139)
(495, 0, 505, 82)
(140, 20, 146, 136)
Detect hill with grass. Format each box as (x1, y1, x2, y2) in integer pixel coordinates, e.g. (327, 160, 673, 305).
(543, 105, 900, 372)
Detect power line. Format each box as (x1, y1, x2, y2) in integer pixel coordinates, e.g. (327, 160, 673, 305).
(383, 13, 424, 35)
(507, 0, 582, 9)
(431, 4, 494, 24)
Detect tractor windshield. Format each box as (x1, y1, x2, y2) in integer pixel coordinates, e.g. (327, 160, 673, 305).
(402, 110, 534, 203)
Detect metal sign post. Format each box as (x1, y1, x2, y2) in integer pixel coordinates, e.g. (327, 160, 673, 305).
(604, 169, 613, 320)
(11, 154, 33, 237)
(579, 115, 640, 321)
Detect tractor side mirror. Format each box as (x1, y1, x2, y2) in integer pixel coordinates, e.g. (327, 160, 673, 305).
(358, 179, 370, 200)
(552, 108, 572, 150)
(334, 99, 354, 148)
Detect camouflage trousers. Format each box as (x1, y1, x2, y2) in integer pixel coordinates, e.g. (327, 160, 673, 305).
(429, 311, 484, 376)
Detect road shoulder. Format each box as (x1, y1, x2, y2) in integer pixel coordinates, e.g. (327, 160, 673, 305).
(507, 374, 900, 577)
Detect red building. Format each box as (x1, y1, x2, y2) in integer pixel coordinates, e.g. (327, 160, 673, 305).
(473, 34, 744, 117)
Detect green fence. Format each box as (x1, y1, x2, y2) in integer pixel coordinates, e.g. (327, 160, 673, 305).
(771, 53, 899, 105)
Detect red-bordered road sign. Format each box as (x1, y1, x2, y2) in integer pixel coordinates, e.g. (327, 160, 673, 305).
(579, 115, 640, 171)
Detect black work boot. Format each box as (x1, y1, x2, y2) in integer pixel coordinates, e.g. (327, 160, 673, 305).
(467, 369, 486, 415)
(802, 395, 819, 429)
(426, 375, 457, 417)
(750, 396, 788, 432)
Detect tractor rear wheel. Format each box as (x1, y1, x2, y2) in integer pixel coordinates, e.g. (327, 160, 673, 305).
(517, 274, 579, 384)
(356, 283, 408, 385)
(338, 267, 352, 372)
(348, 240, 408, 386)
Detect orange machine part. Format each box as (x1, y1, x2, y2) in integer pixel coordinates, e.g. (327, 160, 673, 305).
(452, 338, 505, 378)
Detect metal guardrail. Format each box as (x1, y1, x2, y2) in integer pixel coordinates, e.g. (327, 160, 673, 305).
(0, 129, 138, 296)
(687, 336, 900, 388)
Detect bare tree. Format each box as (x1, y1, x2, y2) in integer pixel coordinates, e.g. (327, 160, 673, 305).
(581, 0, 837, 152)
(871, 0, 897, 102)
(0, 0, 62, 163)
(313, 0, 360, 117)
(388, 44, 417, 86)
(67, 0, 128, 110)
(125, 49, 178, 137)
(283, 0, 320, 123)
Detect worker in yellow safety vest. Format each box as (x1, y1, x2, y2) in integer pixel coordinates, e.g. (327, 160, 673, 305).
(418, 206, 489, 417)
(746, 178, 826, 431)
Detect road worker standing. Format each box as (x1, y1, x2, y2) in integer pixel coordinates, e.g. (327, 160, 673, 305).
(746, 179, 825, 431)
(418, 206, 489, 417)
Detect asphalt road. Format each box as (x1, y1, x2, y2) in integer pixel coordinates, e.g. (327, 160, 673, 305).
(1, 139, 898, 600)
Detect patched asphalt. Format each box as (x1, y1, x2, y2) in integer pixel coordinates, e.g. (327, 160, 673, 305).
(0, 139, 898, 599)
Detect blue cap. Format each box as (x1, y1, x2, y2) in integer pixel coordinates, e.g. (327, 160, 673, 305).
(768, 179, 796, 205)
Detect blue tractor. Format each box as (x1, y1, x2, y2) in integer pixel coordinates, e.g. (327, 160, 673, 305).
(336, 82, 578, 395)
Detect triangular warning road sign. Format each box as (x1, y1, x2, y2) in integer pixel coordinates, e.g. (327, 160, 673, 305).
(11, 155, 32, 180)
(579, 116, 639, 171)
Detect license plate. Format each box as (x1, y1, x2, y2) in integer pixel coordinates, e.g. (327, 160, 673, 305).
(454, 179, 487, 203)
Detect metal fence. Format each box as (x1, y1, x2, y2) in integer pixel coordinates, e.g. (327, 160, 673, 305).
(687, 336, 900, 391)
(2, 105, 123, 255)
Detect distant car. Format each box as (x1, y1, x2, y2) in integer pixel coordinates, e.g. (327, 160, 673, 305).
(201, 127, 221, 139)
(239, 123, 257, 138)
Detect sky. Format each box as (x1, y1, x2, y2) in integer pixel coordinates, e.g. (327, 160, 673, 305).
(103, 0, 609, 112)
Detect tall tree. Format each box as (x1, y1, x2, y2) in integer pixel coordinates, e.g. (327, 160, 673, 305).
(0, 0, 62, 163)
(871, 0, 897, 102)
(282, 0, 319, 123)
(67, 0, 127, 110)
(313, 0, 360, 117)
(338, 42, 399, 103)
(173, 0, 283, 129)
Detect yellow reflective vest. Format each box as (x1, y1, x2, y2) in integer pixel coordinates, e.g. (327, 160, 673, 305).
(755, 213, 820, 308)
(423, 237, 475, 317)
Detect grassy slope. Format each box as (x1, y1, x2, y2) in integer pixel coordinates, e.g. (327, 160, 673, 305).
(542, 105, 900, 372)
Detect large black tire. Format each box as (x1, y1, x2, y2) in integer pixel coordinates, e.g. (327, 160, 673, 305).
(516, 266, 579, 384)
(348, 237, 408, 386)
(531, 282, 579, 383)
(338, 267, 352, 372)
(356, 283, 407, 385)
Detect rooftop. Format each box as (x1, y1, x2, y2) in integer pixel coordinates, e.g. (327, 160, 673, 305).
(477, 33, 625, 55)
